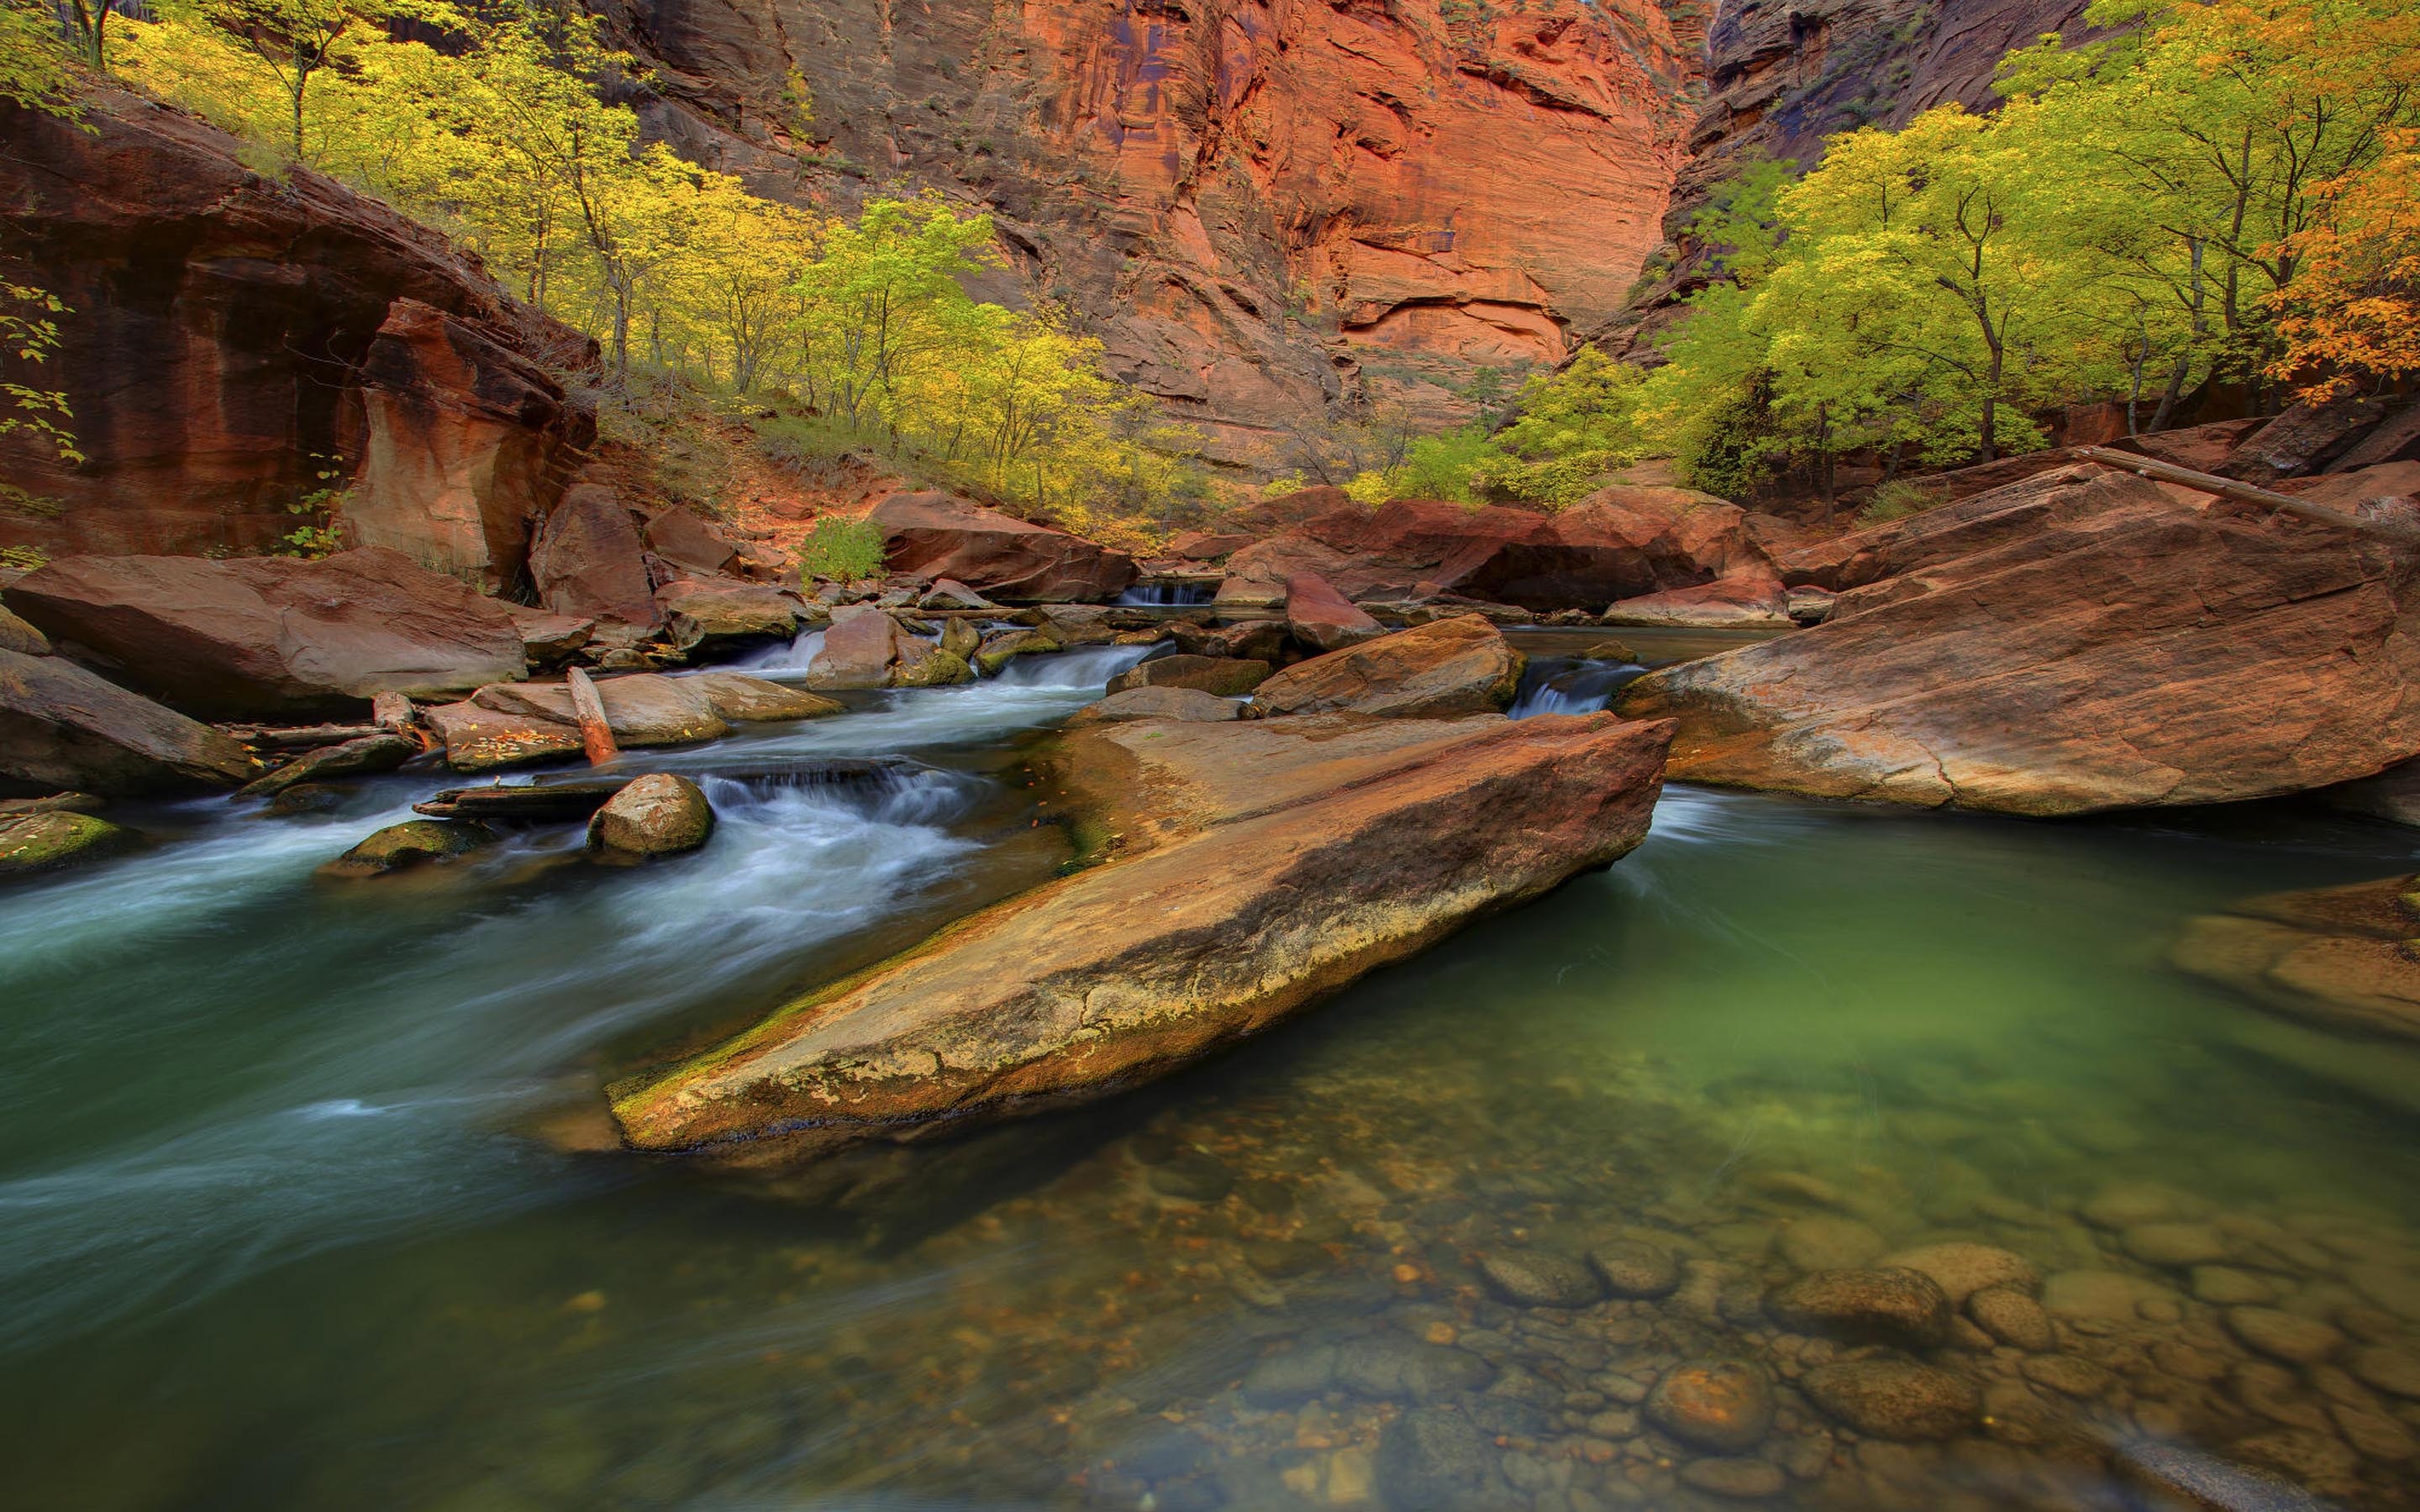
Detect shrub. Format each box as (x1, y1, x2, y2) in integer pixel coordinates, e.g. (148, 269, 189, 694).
(797, 515, 886, 583)
(1857, 478, 1944, 525)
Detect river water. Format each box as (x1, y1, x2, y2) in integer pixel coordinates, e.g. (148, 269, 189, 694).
(3, 638, 2417, 1510)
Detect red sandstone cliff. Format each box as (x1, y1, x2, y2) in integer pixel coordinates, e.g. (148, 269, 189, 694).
(593, 0, 1703, 458)
(0, 88, 595, 590)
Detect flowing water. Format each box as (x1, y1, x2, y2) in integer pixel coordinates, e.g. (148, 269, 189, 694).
(4, 641, 2419, 1511)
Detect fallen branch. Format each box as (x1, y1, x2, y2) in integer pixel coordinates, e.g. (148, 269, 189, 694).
(566, 666, 619, 767)
(2074, 445, 2420, 547)
(219, 722, 386, 748)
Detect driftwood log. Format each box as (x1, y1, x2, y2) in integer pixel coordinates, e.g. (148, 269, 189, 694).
(2075, 445, 2420, 548)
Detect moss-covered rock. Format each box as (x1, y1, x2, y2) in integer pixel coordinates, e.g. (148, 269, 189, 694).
(0, 811, 138, 875)
(318, 818, 496, 878)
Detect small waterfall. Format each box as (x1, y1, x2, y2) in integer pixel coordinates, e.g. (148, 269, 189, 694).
(728, 627, 829, 675)
(983, 643, 1155, 689)
(1507, 657, 1643, 718)
(1115, 582, 1217, 606)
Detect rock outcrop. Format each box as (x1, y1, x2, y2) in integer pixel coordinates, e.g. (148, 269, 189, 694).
(592, 0, 1699, 449)
(530, 482, 660, 627)
(2170, 876, 2420, 1045)
(608, 710, 1671, 1158)
(1249, 616, 1527, 720)
(5, 549, 528, 718)
(0, 88, 591, 565)
(1, 641, 258, 798)
(1773, 465, 2161, 592)
(871, 492, 1136, 602)
(1619, 480, 2420, 814)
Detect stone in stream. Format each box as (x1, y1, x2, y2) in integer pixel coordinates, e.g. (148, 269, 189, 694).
(2224, 1306, 2344, 1365)
(1, 647, 260, 797)
(1765, 1267, 1954, 1348)
(1375, 1408, 1507, 1512)
(1240, 1346, 1337, 1406)
(319, 818, 496, 878)
(1106, 654, 1271, 697)
(1602, 576, 1790, 629)
(1780, 1215, 1887, 1272)
(266, 783, 345, 816)
(1965, 1286, 2055, 1351)
(2169, 874, 2420, 1046)
(2349, 1344, 2420, 1400)
(1479, 1250, 1602, 1308)
(236, 732, 419, 798)
(806, 604, 907, 690)
(2123, 1221, 2233, 1268)
(587, 774, 714, 858)
(918, 578, 995, 612)
(1334, 1336, 1496, 1402)
(1643, 1359, 1776, 1454)
(1676, 1456, 1787, 1499)
(1146, 1151, 1233, 1203)
(426, 672, 835, 771)
(1878, 1242, 2039, 1304)
(1283, 571, 1383, 653)
(1246, 615, 1525, 719)
(1065, 687, 1241, 727)
(0, 810, 138, 874)
(1800, 1358, 1981, 1440)
(1588, 1237, 1681, 1299)
(1619, 470, 2420, 814)
(607, 710, 1670, 1158)
(654, 577, 798, 654)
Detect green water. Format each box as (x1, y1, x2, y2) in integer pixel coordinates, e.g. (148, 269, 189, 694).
(3, 675, 2418, 1510)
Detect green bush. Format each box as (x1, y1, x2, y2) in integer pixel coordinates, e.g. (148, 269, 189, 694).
(797, 515, 886, 583)
(1856, 478, 1945, 525)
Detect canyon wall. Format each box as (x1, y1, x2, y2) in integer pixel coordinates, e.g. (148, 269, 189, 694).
(0, 90, 596, 587)
(592, 0, 1705, 459)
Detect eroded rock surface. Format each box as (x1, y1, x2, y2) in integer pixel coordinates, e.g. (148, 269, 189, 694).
(871, 492, 1136, 602)
(1249, 616, 1525, 720)
(1619, 483, 2420, 814)
(0, 647, 257, 796)
(608, 710, 1670, 1158)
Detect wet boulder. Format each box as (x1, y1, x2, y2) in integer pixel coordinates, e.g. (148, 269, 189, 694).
(1620, 480, 2420, 815)
(1643, 1359, 1776, 1454)
(1801, 1359, 1981, 1440)
(0, 647, 258, 796)
(806, 605, 907, 690)
(419, 701, 582, 772)
(609, 711, 1670, 1158)
(237, 732, 420, 798)
(2168, 874, 2420, 1045)
(870, 491, 1136, 602)
(1065, 687, 1242, 727)
(1480, 1250, 1603, 1308)
(0, 810, 139, 875)
(474, 675, 728, 748)
(319, 818, 495, 877)
(5, 549, 527, 718)
(686, 673, 842, 724)
(1105, 654, 1270, 697)
(1248, 616, 1524, 719)
(1765, 1267, 1954, 1348)
(587, 774, 714, 858)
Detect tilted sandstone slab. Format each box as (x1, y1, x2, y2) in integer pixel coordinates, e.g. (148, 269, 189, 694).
(1249, 616, 1524, 719)
(0, 647, 258, 797)
(1774, 466, 2178, 592)
(1619, 491, 2420, 815)
(609, 710, 1670, 1158)
(6, 549, 527, 719)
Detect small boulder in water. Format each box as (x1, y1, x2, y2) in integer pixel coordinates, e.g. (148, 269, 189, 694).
(1643, 1359, 1776, 1453)
(0, 810, 139, 874)
(266, 783, 347, 816)
(1765, 1267, 1954, 1347)
(1801, 1358, 1981, 1440)
(237, 732, 419, 798)
(1107, 654, 1271, 697)
(1480, 1250, 1602, 1308)
(320, 818, 496, 878)
(1065, 687, 1241, 727)
(587, 774, 715, 859)
(918, 578, 996, 611)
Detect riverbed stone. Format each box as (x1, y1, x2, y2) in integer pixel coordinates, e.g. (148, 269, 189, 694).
(1588, 1238, 1681, 1299)
(1878, 1242, 2038, 1304)
(1677, 1456, 1786, 1499)
(2226, 1306, 2344, 1364)
(320, 818, 495, 877)
(1241, 1346, 1337, 1406)
(2042, 1269, 2181, 1321)
(1965, 1287, 2054, 1351)
(2231, 1427, 2364, 1494)
(0, 810, 136, 874)
(2081, 1181, 2207, 1231)
(1064, 687, 1241, 727)
(1481, 1250, 1602, 1308)
(266, 782, 345, 816)
(1107, 654, 1270, 697)
(1780, 1216, 1887, 1273)
(1376, 1408, 1504, 1511)
(2192, 1266, 2285, 1306)
(685, 672, 842, 724)
(2123, 1221, 2232, 1268)
(2349, 1344, 2420, 1399)
(1765, 1268, 1953, 1348)
(1643, 1360, 1776, 1454)
(237, 732, 418, 798)
(1802, 1359, 1981, 1441)
(587, 774, 714, 858)
(1334, 1337, 1495, 1402)
(1146, 1151, 1234, 1203)
(2018, 1353, 2112, 1397)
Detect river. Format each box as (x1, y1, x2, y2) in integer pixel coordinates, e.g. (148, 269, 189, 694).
(3, 637, 2416, 1509)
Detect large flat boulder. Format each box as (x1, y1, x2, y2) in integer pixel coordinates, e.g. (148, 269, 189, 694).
(1249, 616, 1525, 719)
(0, 647, 257, 796)
(1603, 576, 1790, 628)
(429, 671, 835, 769)
(871, 491, 1137, 602)
(5, 548, 527, 718)
(1618, 487, 2420, 815)
(608, 710, 1671, 1158)
(654, 577, 799, 654)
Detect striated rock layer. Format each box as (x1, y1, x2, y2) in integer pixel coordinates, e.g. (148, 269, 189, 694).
(0, 89, 593, 579)
(1618, 474, 2420, 814)
(592, 0, 1701, 449)
(610, 709, 1671, 1158)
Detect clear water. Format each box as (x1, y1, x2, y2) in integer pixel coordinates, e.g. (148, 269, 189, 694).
(1117, 583, 1219, 606)
(4, 667, 2419, 1509)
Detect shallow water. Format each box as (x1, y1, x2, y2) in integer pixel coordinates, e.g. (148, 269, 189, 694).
(4, 661, 2420, 1509)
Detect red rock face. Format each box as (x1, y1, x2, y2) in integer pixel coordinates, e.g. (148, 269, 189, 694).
(0, 90, 592, 568)
(871, 490, 1138, 601)
(597, 0, 1698, 454)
